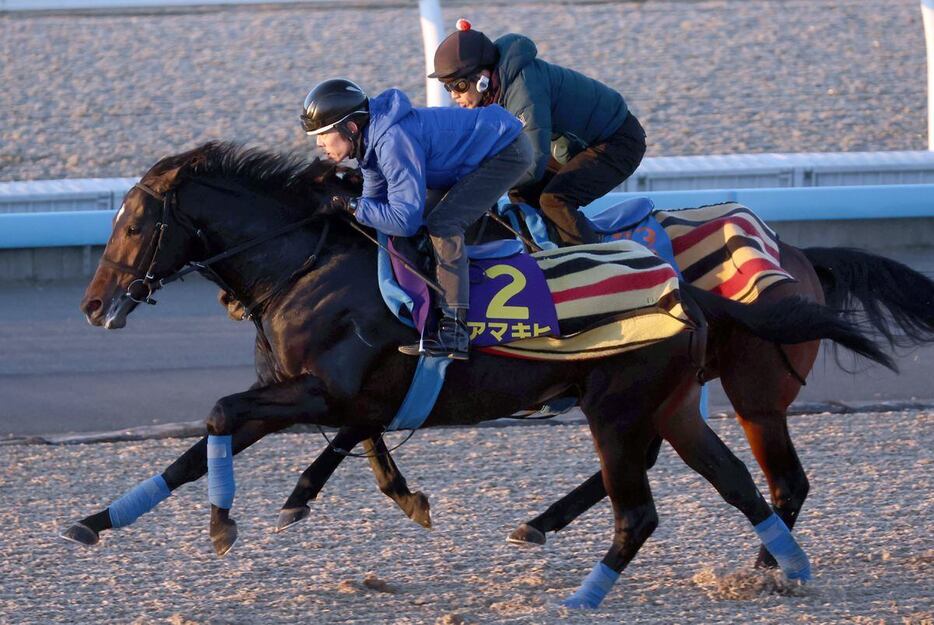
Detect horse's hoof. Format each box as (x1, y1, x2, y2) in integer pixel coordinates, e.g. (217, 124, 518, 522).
(507, 523, 546, 546)
(410, 491, 432, 529)
(59, 522, 99, 547)
(210, 517, 238, 557)
(755, 545, 779, 569)
(275, 506, 310, 533)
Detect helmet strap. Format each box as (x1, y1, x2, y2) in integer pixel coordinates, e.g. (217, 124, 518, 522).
(337, 118, 367, 160)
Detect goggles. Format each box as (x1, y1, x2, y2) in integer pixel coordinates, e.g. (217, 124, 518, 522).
(442, 77, 474, 94)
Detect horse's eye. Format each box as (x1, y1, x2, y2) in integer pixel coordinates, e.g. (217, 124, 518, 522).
(126, 225, 141, 236)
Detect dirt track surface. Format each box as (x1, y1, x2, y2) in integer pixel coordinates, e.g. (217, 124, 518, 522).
(1, 0, 927, 181)
(1, 410, 931, 624)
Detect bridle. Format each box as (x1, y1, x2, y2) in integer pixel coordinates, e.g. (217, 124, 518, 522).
(98, 181, 182, 306)
(99, 178, 416, 459)
(101, 180, 329, 321)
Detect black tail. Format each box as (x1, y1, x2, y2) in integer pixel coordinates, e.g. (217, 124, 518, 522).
(681, 283, 897, 372)
(803, 247, 934, 349)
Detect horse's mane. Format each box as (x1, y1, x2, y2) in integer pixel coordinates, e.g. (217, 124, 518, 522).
(142, 141, 362, 214)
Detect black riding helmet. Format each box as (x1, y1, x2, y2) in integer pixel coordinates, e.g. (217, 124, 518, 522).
(301, 78, 369, 136)
(428, 19, 499, 80)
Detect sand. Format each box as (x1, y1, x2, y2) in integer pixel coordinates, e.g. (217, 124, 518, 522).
(0, 410, 930, 623)
(1, 0, 928, 182)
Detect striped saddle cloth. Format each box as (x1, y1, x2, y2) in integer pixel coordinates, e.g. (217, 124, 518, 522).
(604, 201, 795, 303)
(654, 202, 794, 302)
(477, 241, 696, 360)
(382, 237, 697, 361)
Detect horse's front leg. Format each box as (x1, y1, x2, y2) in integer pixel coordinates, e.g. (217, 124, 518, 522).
(61, 419, 288, 548)
(510, 470, 606, 546)
(277, 431, 432, 532)
(205, 374, 337, 556)
(276, 427, 380, 532)
(511, 438, 663, 545)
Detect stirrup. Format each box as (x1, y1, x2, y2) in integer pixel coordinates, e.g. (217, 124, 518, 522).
(398, 337, 470, 360)
(398, 341, 422, 357)
(398, 314, 469, 360)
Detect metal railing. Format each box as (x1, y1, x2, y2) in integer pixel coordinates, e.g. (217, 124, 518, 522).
(3, 183, 933, 249)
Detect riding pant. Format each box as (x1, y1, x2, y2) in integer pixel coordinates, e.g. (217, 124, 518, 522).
(423, 133, 533, 314)
(509, 112, 647, 246)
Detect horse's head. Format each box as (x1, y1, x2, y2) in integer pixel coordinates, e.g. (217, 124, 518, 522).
(80, 163, 202, 328)
(81, 142, 362, 329)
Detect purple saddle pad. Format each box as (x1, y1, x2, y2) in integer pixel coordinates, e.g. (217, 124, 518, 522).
(388, 241, 559, 347)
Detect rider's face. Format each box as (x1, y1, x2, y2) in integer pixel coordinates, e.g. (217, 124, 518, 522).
(451, 87, 484, 109)
(316, 129, 354, 162)
(445, 72, 488, 109)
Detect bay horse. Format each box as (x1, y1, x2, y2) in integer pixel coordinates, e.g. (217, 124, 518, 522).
(276, 207, 934, 570)
(68, 142, 892, 607)
(502, 244, 934, 560)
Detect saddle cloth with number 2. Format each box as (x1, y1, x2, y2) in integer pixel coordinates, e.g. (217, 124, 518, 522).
(385, 239, 696, 361)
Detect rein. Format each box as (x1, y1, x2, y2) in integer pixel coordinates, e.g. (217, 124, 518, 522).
(105, 180, 427, 459)
(105, 181, 328, 321)
(342, 217, 445, 296)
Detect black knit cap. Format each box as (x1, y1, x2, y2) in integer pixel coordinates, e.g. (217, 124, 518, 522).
(428, 19, 498, 80)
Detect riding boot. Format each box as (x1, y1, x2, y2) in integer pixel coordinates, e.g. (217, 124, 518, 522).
(574, 211, 603, 245)
(398, 308, 470, 360)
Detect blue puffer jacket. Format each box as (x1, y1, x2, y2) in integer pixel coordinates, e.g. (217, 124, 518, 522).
(355, 89, 523, 237)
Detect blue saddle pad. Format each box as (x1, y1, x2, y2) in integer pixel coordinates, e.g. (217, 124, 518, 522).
(501, 199, 677, 269)
(603, 213, 677, 269)
(466, 239, 525, 259)
(581, 197, 656, 234)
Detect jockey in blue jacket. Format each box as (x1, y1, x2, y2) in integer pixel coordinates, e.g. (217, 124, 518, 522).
(301, 79, 532, 360)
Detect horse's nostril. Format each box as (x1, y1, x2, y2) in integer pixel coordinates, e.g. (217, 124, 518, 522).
(85, 299, 102, 314)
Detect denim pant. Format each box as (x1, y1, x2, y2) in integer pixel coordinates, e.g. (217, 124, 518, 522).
(423, 133, 533, 314)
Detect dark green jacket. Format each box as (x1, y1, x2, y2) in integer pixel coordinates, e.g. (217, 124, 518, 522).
(493, 34, 629, 186)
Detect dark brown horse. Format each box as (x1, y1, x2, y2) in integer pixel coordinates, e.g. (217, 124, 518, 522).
(67, 143, 892, 608)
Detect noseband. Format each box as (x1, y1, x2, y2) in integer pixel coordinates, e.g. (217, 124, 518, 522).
(98, 182, 179, 305)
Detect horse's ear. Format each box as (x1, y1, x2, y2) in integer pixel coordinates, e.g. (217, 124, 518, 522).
(147, 165, 184, 194)
(338, 167, 364, 190)
(309, 163, 339, 185)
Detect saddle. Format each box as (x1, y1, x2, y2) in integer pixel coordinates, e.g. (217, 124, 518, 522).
(498, 199, 795, 304)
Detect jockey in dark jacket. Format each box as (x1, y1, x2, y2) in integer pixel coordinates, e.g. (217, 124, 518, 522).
(430, 19, 647, 245)
(301, 79, 531, 360)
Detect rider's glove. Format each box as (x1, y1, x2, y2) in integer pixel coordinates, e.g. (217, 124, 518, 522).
(327, 195, 358, 217)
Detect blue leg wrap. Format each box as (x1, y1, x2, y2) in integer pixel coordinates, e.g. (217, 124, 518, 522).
(107, 475, 171, 528)
(754, 513, 811, 581)
(207, 434, 236, 510)
(561, 561, 620, 609)
(699, 383, 710, 421)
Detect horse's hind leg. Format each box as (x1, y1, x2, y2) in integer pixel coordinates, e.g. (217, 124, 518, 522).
(561, 407, 659, 608)
(277, 430, 431, 531)
(276, 427, 375, 532)
(509, 437, 662, 545)
(736, 411, 809, 569)
(61, 419, 287, 547)
(722, 338, 818, 568)
(657, 398, 812, 581)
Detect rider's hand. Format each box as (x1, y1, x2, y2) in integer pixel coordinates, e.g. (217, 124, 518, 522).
(327, 195, 358, 217)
